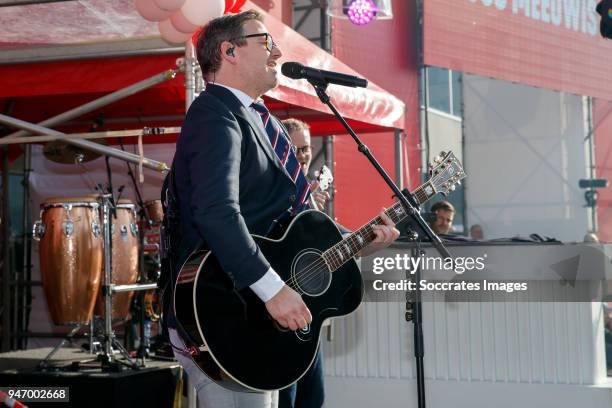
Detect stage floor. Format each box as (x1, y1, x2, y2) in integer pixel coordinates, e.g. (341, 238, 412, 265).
(0, 346, 178, 371)
(0, 347, 183, 407)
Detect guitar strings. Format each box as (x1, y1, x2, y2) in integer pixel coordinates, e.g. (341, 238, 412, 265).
(282, 169, 450, 291)
(284, 211, 402, 291)
(283, 222, 381, 292)
(285, 228, 379, 291)
(283, 196, 422, 292)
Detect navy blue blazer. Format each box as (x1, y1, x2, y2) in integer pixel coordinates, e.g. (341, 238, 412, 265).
(171, 84, 298, 290)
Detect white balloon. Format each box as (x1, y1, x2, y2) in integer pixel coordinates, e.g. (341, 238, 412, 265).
(135, 0, 171, 22)
(159, 19, 192, 44)
(170, 9, 199, 34)
(154, 0, 185, 12)
(181, 0, 225, 26)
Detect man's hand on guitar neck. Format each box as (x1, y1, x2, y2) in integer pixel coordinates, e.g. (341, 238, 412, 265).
(359, 209, 400, 257)
(265, 285, 313, 331)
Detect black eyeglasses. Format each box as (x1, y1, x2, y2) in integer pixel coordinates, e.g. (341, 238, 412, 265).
(231, 33, 276, 52)
(295, 145, 311, 154)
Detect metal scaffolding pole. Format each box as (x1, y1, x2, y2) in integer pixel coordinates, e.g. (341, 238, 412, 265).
(4, 67, 181, 141)
(394, 128, 404, 190)
(1, 146, 10, 352)
(0, 115, 169, 173)
(323, 135, 334, 219)
(0, 0, 76, 6)
(185, 41, 197, 110)
(19, 145, 32, 349)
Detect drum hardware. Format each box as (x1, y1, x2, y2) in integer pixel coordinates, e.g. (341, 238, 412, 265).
(37, 324, 88, 370)
(113, 145, 158, 360)
(94, 201, 139, 321)
(113, 282, 158, 293)
(130, 222, 138, 237)
(32, 220, 45, 240)
(140, 200, 165, 356)
(61, 220, 74, 236)
(91, 221, 100, 237)
(94, 194, 137, 369)
(120, 224, 128, 239)
(42, 140, 105, 164)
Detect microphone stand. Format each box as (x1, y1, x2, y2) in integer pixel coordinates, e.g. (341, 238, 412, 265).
(308, 79, 452, 408)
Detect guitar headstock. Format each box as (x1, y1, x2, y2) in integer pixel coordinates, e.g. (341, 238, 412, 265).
(314, 165, 333, 192)
(428, 151, 466, 196)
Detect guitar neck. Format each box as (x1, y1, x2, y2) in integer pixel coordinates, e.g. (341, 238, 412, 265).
(321, 181, 437, 272)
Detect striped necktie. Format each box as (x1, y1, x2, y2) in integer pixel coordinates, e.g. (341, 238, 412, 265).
(251, 101, 311, 214)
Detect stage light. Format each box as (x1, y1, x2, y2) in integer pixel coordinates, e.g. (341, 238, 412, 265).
(347, 0, 376, 25)
(326, 0, 393, 25)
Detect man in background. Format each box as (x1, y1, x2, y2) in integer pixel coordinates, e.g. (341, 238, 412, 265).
(429, 200, 455, 235)
(282, 118, 329, 211)
(470, 224, 484, 240)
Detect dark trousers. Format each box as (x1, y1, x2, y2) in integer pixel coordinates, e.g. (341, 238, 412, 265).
(278, 347, 324, 408)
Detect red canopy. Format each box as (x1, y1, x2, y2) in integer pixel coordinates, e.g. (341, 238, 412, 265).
(0, 1, 405, 141)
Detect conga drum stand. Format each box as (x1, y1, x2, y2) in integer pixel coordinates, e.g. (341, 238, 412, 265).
(37, 324, 88, 370)
(95, 193, 139, 371)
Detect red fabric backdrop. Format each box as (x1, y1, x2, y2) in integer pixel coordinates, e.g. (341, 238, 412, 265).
(331, 0, 420, 229)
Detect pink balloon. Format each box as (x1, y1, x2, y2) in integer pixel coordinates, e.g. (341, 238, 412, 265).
(181, 0, 225, 26)
(135, 0, 171, 22)
(170, 9, 199, 34)
(159, 19, 192, 44)
(154, 0, 185, 12)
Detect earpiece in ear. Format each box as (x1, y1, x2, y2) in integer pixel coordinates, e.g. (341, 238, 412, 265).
(226, 47, 235, 57)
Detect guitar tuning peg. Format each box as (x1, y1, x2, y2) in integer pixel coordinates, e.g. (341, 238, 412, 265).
(457, 180, 462, 186)
(450, 185, 456, 191)
(439, 151, 446, 156)
(433, 155, 441, 163)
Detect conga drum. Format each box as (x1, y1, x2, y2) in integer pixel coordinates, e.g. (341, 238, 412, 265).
(34, 196, 103, 325)
(144, 199, 163, 224)
(94, 200, 139, 320)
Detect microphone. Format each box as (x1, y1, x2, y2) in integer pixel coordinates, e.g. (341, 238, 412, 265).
(281, 62, 368, 88)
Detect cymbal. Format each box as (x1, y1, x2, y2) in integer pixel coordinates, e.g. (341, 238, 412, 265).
(43, 140, 105, 164)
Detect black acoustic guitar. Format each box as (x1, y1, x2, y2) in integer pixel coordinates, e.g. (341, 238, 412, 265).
(173, 151, 465, 392)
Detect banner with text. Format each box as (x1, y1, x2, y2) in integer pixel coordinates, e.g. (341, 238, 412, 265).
(423, 0, 612, 99)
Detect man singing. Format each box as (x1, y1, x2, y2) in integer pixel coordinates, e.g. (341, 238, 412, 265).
(165, 10, 399, 408)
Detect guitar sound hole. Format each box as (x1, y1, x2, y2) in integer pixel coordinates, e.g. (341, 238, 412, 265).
(291, 250, 331, 296)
